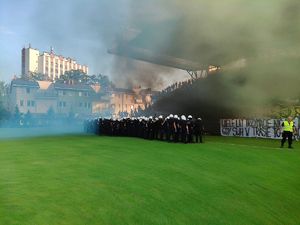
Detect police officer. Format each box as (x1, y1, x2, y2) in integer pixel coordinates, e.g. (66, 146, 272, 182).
(157, 115, 164, 141)
(281, 116, 296, 149)
(173, 115, 180, 142)
(166, 114, 174, 142)
(194, 118, 203, 143)
(180, 115, 188, 143)
(186, 115, 194, 143)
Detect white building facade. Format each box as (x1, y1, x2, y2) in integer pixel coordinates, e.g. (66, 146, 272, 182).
(21, 46, 39, 76)
(21, 45, 88, 80)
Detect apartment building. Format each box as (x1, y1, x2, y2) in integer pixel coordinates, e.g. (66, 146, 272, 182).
(21, 45, 88, 80)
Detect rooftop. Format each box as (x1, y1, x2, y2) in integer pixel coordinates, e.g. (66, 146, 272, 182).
(11, 79, 39, 87)
(52, 82, 94, 92)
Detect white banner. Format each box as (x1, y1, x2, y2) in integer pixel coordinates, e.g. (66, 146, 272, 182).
(220, 118, 299, 139)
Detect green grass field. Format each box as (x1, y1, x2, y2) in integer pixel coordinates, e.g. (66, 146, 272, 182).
(0, 135, 299, 225)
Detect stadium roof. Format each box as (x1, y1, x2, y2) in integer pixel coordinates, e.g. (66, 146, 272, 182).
(108, 21, 211, 71)
(108, 45, 207, 71)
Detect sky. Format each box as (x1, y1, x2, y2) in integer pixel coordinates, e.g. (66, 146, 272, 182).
(0, 0, 117, 82)
(0, 0, 189, 88)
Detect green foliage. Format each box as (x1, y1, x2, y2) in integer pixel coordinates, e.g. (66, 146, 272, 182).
(31, 72, 48, 81)
(0, 81, 10, 122)
(271, 105, 300, 118)
(0, 81, 5, 97)
(58, 70, 88, 83)
(0, 104, 10, 122)
(24, 110, 32, 125)
(90, 74, 115, 89)
(0, 135, 299, 225)
(56, 70, 114, 89)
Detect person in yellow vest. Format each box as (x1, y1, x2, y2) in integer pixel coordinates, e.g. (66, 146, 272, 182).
(281, 116, 296, 149)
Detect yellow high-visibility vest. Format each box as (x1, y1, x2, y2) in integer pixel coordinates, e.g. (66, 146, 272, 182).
(283, 121, 294, 132)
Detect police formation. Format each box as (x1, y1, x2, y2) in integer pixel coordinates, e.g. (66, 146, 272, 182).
(85, 115, 204, 143)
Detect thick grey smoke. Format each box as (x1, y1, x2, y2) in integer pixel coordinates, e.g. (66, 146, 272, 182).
(27, 0, 300, 110)
(126, 0, 300, 115)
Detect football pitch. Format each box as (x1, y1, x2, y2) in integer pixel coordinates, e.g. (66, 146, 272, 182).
(0, 135, 299, 225)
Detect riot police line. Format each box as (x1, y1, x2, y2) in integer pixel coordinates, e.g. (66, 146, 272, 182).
(84, 114, 204, 143)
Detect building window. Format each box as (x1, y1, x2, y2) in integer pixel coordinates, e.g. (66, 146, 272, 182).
(79, 92, 82, 97)
(59, 101, 66, 107)
(63, 91, 66, 96)
(84, 92, 89, 97)
(20, 100, 24, 107)
(79, 102, 82, 107)
(26, 88, 30, 94)
(84, 102, 87, 108)
(31, 101, 35, 107)
(88, 103, 91, 108)
(27, 100, 31, 107)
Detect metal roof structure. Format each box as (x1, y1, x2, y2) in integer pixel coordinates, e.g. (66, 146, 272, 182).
(108, 45, 207, 72)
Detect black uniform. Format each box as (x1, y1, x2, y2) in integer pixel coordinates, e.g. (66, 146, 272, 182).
(194, 118, 203, 143)
(84, 115, 204, 144)
(186, 119, 194, 143)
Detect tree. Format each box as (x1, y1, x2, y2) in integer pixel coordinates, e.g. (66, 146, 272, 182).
(31, 72, 48, 81)
(0, 81, 10, 123)
(14, 105, 21, 126)
(0, 104, 10, 123)
(89, 74, 115, 90)
(0, 81, 6, 107)
(56, 71, 115, 92)
(57, 70, 88, 84)
(24, 110, 32, 126)
(0, 81, 5, 97)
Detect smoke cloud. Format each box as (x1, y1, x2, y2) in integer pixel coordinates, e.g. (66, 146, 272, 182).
(22, 0, 300, 114)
